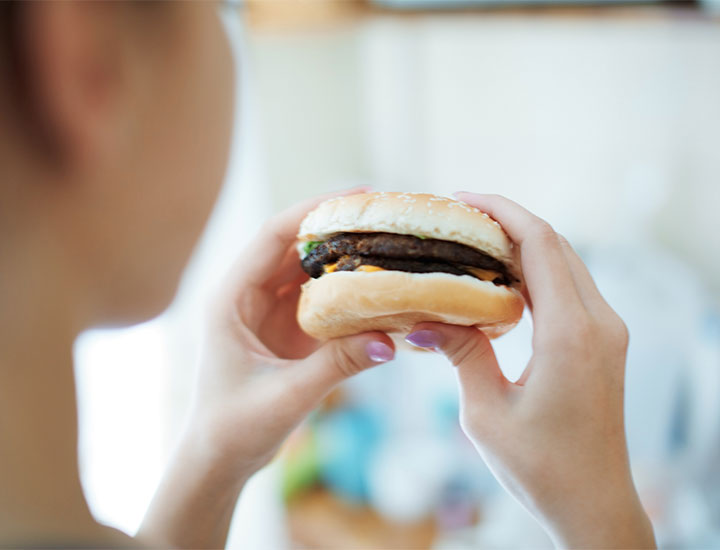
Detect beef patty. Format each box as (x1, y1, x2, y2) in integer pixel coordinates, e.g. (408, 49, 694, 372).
(301, 232, 515, 285)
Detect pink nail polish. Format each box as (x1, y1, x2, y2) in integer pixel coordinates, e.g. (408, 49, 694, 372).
(366, 341, 394, 363)
(405, 330, 443, 349)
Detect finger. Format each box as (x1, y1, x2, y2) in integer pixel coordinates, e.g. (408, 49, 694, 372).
(453, 192, 583, 327)
(234, 186, 372, 290)
(275, 272, 307, 300)
(280, 331, 395, 414)
(556, 234, 613, 315)
(264, 243, 309, 291)
(405, 323, 508, 411)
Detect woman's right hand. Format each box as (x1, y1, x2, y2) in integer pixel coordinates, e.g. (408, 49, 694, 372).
(405, 193, 655, 549)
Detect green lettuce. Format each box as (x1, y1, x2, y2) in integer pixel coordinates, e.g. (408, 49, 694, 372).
(302, 241, 323, 255)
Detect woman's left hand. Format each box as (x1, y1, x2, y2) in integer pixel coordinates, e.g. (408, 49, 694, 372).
(192, 186, 395, 471)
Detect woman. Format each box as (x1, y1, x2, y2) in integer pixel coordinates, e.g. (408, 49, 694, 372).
(0, 2, 655, 548)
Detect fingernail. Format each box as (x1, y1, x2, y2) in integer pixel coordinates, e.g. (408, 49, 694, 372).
(366, 341, 394, 363)
(405, 330, 443, 349)
(452, 191, 471, 197)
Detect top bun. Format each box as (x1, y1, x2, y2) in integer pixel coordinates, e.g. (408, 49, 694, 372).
(298, 191, 520, 280)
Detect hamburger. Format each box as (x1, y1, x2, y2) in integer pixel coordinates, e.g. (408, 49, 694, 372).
(296, 192, 525, 340)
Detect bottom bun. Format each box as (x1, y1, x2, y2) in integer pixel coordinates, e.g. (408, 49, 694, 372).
(297, 270, 525, 340)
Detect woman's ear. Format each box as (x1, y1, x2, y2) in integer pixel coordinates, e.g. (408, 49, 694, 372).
(20, 2, 126, 170)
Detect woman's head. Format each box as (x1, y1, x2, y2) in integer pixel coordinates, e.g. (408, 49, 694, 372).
(0, 2, 234, 327)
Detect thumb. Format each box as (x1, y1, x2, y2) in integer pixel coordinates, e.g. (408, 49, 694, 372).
(405, 323, 507, 409)
(283, 331, 395, 409)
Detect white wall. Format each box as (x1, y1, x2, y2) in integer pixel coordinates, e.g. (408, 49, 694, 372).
(249, 12, 720, 297)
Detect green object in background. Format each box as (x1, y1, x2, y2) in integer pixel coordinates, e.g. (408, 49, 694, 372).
(281, 427, 321, 502)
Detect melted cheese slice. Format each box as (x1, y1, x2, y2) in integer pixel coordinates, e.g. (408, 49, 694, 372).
(323, 263, 500, 280)
(324, 262, 386, 274)
(466, 267, 502, 281)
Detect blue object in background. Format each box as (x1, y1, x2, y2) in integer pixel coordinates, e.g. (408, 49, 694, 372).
(314, 407, 382, 503)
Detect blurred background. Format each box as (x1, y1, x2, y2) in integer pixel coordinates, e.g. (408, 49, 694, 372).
(75, 0, 720, 548)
